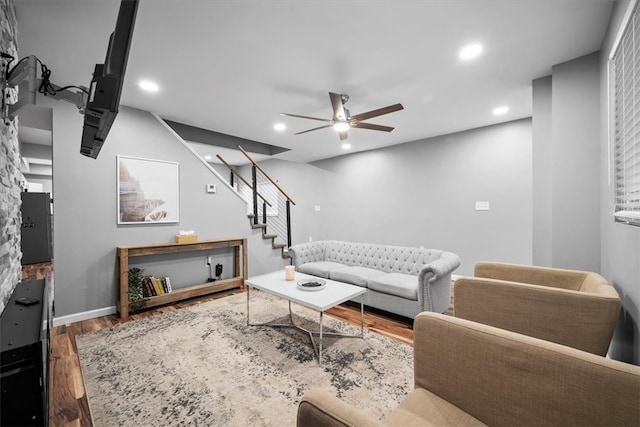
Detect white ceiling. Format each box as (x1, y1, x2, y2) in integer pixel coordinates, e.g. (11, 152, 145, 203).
(13, 0, 613, 167)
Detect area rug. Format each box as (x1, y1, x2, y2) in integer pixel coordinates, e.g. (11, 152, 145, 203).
(76, 291, 414, 426)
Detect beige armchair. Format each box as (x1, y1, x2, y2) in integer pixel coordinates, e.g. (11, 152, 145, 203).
(297, 312, 640, 427)
(453, 262, 621, 356)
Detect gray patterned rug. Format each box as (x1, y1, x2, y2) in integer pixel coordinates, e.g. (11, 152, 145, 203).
(76, 290, 414, 426)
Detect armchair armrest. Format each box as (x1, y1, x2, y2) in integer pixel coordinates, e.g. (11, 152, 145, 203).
(453, 277, 620, 355)
(297, 389, 385, 427)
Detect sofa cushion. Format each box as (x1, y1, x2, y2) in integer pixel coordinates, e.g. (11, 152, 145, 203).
(297, 261, 346, 279)
(368, 273, 418, 300)
(329, 266, 387, 287)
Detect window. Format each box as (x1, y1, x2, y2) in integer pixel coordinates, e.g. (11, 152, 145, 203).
(612, 0, 640, 226)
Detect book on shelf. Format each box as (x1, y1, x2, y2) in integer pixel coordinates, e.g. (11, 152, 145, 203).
(142, 276, 172, 297)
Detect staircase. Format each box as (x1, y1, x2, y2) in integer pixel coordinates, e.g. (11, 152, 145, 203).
(218, 146, 294, 259)
(247, 213, 290, 258)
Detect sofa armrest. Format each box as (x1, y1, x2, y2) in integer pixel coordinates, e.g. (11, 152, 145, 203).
(297, 389, 385, 427)
(413, 312, 640, 426)
(419, 251, 461, 280)
(453, 277, 621, 355)
(417, 251, 460, 313)
(288, 241, 326, 269)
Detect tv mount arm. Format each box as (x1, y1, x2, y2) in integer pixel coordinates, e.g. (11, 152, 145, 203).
(1, 55, 88, 123)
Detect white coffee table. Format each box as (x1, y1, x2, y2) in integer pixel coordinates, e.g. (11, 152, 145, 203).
(245, 271, 366, 365)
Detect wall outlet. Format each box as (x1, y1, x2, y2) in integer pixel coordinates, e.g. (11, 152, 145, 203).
(475, 201, 490, 211)
(308, 236, 313, 242)
(206, 184, 216, 193)
(314, 205, 321, 212)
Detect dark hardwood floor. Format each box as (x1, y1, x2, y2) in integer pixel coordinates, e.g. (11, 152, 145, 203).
(46, 281, 453, 427)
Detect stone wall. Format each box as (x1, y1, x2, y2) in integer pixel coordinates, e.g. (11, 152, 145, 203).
(0, 0, 24, 314)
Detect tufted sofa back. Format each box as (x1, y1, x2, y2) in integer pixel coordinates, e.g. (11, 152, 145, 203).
(301, 240, 443, 275)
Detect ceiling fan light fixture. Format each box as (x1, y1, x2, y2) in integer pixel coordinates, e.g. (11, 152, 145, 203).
(333, 121, 350, 132)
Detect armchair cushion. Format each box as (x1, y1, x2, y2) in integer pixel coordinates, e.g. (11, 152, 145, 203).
(382, 388, 485, 426)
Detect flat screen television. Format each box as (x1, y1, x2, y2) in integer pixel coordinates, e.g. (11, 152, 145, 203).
(80, 0, 138, 158)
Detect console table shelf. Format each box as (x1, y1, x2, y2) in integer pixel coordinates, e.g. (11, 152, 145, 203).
(117, 238, 247, 320)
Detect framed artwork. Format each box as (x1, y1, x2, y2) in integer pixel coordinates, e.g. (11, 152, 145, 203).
(117, 156, 179, 224)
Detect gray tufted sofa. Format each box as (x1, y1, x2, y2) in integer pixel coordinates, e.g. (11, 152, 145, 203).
(287, 240, 461, 318)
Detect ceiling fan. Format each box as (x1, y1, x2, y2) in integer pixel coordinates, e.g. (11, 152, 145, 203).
(281, 92, 404, 140)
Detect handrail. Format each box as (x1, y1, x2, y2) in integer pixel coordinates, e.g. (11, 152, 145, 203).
(216, 154, 273, 208)
(237, 145, 296, 205)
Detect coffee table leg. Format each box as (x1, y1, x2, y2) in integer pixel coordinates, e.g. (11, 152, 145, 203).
(360, 300, 364, 337)
(319, 311, 323, 366)
(246, 286, 250, 326)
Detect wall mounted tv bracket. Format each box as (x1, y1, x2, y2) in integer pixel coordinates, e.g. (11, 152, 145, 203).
(1, 55, 88, 124)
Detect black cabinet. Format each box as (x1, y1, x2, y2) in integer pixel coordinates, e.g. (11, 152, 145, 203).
(1, 279, 49, 426)
(21, 192, 53, 265)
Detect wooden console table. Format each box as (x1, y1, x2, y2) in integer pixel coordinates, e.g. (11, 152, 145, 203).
(117, 238, 247, 320)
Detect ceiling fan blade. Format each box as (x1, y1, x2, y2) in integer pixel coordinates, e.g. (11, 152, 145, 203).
(281, 112, 333, 123)
(349, 103, 404, 122)
(294, 124, 333, 135)
(351, 122, 395, 132)
(329, 92, 347, 121)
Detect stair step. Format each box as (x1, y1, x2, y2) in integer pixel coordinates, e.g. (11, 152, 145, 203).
(251, 224, 266, 229)
(263, 234, 277, 239)
(273, 242, 287, 249)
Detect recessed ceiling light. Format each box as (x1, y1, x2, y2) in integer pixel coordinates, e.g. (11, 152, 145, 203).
(204, 155, 212, 161)
(138, 80, 159, 92)
(459, 43, 483, 61)
(493, 106, 509, 116)
(341, 142, 351, 150)
(273, 122, 286, 131)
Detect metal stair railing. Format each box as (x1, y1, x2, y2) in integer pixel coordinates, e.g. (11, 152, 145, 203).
(238, 145, 295, 249)
(216, 146, 295, 252)
(215, 154, 273, 211)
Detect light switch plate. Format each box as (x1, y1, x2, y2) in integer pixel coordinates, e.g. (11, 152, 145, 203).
(475, 201, 490, 211)
(206, 184, 217, 194)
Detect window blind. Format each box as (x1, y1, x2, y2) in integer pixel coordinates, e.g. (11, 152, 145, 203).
(613, 1, 640, 226)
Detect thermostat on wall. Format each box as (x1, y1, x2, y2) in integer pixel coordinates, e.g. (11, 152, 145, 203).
(206, 184, 217, 194)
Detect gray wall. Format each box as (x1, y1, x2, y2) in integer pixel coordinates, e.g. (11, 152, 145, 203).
(599, 0, 640, 364)
(532, 75, 553, 266)
(48, 99, 286, 320)
(262, 119, 533, 277)
(551, 52, 601, 271)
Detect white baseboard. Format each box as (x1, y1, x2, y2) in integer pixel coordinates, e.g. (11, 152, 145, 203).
(52, 306, 116, 327)
(53, 276, 463, 326)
